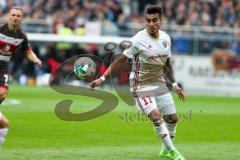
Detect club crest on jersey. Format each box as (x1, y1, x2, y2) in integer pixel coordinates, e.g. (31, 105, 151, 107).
(162, 41, 168, 48)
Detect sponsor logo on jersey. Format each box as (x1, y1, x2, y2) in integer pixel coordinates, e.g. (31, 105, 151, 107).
(1, 45, 12, 55)
(149, 54, 168, 60)
(3, 45, 10, 52)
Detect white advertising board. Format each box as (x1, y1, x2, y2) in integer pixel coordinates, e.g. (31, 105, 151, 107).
(172, 55, 240, 97)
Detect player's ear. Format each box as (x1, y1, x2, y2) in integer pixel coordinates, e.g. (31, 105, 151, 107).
(159, 16, 163, 24)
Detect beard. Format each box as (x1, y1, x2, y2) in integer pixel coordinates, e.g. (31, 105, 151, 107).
(149, 29, 158, 34)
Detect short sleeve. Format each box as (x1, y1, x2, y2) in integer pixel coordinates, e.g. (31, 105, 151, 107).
(122, 37, 139, 59)
(166, 36, 172, 58)
(21, 33, 31, 51)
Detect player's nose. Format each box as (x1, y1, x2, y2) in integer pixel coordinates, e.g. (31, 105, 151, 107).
(151, 20, 156, 25)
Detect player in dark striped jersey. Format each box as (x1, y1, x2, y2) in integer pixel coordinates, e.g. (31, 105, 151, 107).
(0, 7, 42, 146)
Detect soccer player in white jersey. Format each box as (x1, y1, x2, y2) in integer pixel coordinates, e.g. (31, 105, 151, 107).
(90, 5, 185, 160)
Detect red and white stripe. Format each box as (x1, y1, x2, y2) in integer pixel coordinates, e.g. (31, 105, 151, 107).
(0, 33, 23, 46)
(132, 53, 140, 95)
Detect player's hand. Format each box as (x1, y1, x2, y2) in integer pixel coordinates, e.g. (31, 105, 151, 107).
(34, 58, 42, 67)
(173, 84, 185, 101)
(90, 79, 103, 90)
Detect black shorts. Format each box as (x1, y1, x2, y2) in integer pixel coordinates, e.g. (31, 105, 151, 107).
(0, 61, 9, 88)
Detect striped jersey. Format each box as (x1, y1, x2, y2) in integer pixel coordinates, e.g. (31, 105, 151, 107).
(0, 23, 31, 62)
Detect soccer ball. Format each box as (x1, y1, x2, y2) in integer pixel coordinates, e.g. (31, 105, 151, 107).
(73, 57, 96, 80)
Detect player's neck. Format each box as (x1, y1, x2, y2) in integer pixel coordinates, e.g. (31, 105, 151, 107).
(8, 23, 18, 33)
(148, 32, 159, 40)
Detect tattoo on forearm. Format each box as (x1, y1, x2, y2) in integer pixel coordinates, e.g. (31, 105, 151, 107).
(164, 59, 175, 83)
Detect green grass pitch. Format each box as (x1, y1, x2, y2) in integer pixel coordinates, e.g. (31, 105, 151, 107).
(0, 85, 240, 160)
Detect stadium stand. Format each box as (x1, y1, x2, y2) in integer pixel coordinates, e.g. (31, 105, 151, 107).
(0, 0, 240, 85)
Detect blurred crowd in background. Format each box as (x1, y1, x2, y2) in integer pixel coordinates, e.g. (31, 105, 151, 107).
(0, 0, 240, 85)
(1, 0, 240, 32)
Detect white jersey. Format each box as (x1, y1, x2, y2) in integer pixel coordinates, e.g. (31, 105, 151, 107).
(123, 29, 171, 96)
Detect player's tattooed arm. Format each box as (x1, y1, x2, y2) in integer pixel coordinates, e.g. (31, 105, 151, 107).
(164, 58, 176, 83)
(164, 58, 185, 101)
